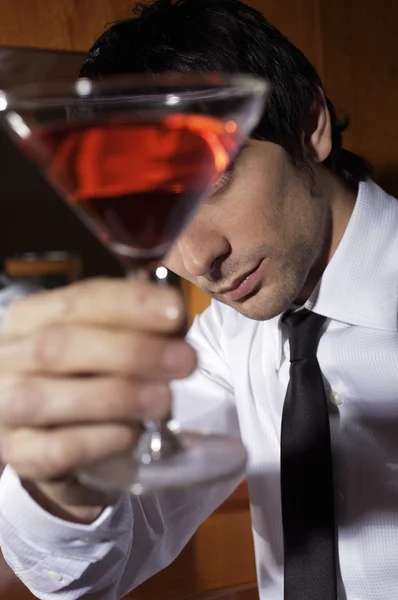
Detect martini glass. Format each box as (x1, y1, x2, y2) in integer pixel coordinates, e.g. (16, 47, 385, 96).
(0, 73, 268, 495)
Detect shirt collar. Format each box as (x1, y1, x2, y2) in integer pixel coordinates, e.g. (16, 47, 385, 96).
(305, 180, 398, 332)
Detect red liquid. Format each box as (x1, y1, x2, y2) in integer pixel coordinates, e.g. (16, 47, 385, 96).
(22, 114, 240, 258)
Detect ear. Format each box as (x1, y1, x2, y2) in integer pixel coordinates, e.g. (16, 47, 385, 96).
(302, 88, 332, 163)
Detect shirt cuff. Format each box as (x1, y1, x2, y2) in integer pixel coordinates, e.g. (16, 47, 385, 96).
(0, 465, 128, 547)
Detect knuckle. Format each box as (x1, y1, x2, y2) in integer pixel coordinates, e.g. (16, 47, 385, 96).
(33, 326, 67, 371)
(6, 377, 41, 425)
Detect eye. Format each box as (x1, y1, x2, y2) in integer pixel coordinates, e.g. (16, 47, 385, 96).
(210, 140, 248, 197)
(212, 163, 235, 195)
(212, 171, 230, 193)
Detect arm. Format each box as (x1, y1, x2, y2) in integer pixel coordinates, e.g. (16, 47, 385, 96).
(0, 301, 241, 599)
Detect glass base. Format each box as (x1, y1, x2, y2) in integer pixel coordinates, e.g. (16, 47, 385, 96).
(77, 431, 247, 495)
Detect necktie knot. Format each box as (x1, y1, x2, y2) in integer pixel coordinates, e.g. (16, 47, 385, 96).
(282, 308, 327, 361)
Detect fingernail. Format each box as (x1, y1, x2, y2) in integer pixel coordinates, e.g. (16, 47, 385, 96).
(163, 342, 194, 375)
(162, 304, 181, 321)
(157, 295, 182, 322)
(146, 290, 182, 321)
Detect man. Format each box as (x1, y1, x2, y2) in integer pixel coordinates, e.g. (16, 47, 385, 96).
(0, 0, 397, 599)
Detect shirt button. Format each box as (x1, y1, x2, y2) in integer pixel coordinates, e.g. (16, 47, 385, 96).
(329, 390, 343, 406)
(46, 571, 63, 582)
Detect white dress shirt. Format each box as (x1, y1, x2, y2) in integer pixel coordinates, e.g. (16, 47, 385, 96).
(0, 180, 397, 600)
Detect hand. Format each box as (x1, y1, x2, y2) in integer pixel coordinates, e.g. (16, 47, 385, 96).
(0, 278, 196, 519)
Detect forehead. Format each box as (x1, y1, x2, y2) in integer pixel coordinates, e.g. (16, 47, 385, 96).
(233, 139, 292, 183)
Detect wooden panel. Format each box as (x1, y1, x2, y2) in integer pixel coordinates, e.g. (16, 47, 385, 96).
(319, 0, 398, 195)
(5, 255, 82, 282)
(0, 568, 258, 600)
(181, 279, 211, 326)
(0, 0, 132, 51)
(185, 584, 258, 600)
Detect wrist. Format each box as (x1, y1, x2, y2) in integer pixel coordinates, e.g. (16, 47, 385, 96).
(21, 478, 106, 524)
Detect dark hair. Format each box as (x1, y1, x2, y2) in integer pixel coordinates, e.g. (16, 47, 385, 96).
(79, 0, 371, 187)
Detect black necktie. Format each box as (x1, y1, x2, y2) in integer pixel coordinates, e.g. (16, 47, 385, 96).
(281, 309, 337, 600)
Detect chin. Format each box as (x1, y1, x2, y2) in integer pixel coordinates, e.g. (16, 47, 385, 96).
(225, 283, 296, 321)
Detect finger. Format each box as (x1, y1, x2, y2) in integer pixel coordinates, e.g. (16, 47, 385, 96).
(3, 278, 185, 336)
(2, 424, 140, 481)
(0, 325, 197, 377)
(0, 376, 171, 427)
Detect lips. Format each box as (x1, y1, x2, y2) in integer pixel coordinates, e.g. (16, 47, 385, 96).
(218, 265, 260, 294)
(214, 261, 264, 302)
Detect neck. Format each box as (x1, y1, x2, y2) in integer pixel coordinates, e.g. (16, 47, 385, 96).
(296, 170, 358, 304)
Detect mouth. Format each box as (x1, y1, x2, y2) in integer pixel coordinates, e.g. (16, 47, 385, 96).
(213, 261, 264, 302)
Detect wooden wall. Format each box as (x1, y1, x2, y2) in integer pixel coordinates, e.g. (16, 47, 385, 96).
(0, 0, 397, 598)
(0, 0, 133, 51)
(319, 0, 398, 193)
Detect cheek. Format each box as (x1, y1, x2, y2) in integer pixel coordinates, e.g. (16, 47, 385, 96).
(236, 192, 282, 247)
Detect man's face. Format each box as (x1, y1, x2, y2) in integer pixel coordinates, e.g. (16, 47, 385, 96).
(165, 139, 329, 320)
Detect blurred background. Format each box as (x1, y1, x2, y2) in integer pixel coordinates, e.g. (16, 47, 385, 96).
(0, 1, 397, 599)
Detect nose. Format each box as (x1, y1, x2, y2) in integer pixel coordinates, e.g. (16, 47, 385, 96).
(177, 217, 230, 277)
